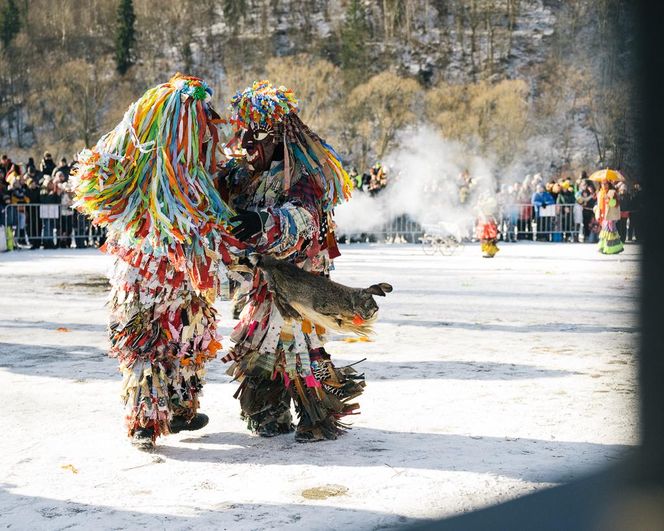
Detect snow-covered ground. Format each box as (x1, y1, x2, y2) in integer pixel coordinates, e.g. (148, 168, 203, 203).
(0, 243, 639, 530)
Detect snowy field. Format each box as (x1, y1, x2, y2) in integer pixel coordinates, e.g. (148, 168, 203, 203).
(0, 243, 639, 530)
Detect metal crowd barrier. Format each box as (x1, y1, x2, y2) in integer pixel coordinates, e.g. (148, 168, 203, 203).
(339, 214, 425, 243)
(501, 202, 583, 241)
(1, 203, 106, 250)
(2, 202, 584, 251)
(340, 203, 583, 243)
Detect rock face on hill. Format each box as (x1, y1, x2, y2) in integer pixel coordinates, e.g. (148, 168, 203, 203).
(199, 0, 557, 86)
(0, 1, 635, 175)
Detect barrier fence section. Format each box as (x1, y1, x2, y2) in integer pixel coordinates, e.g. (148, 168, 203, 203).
(1, 203, 106, 250)
(340, 203, 583, 243)
(500, 203, 582, 242)
(1, 203, 582, 251)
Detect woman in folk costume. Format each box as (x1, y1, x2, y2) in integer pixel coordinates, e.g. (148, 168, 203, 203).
(73, 75, 234, 451)
(595, 179, 624, 255)
(218, 81, 365, 442)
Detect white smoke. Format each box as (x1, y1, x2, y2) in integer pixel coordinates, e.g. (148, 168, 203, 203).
(335, 125, 498, 238)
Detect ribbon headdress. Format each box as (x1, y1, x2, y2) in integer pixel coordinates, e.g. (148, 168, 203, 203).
(229, 80, 353, 212)
(73, 74, 234, 290)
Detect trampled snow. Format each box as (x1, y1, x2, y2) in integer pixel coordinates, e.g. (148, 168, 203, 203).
(0, 243, 638, 529)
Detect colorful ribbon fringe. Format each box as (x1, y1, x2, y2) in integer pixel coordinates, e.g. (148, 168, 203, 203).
(229, 80, 353, 212)
(73, 73, 234, 292)
(230, 80, 298, 130)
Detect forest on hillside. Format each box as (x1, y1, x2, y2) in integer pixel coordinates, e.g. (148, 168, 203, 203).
(0, 0, 636, 179)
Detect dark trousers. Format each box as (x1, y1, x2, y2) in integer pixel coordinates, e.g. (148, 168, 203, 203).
(74, 211, 89, 248)
(617, 218, 628, 242)
(582, 210, 594, 240)
(536, 217, 553, 241)
(26, 212, 42, 248)
(42, 218, 57, 249)
(628, 212, 639, 240)
(59, 215, 73, 248)
(517, 218, 532, 240)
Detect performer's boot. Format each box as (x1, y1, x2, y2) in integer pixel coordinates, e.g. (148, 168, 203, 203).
(294, 425, 333, 443)
(293, 356, 366, 443)
(131, 427, 155, 452)
(254, 408, 295, 437)
(240, 376, 294, 437)
(169, 413, 210, 433)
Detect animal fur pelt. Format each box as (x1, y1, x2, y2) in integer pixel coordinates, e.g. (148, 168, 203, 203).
(249, 254, 392, 336)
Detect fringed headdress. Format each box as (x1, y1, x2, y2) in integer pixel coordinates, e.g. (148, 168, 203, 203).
(73, 74, 234, 291)
(229, 80, 353, 212)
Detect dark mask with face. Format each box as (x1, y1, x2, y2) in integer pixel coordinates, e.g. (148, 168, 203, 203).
(241, 123, 283, 173)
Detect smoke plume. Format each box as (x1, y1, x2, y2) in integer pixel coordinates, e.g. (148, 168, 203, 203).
(335, 126, 498, 238)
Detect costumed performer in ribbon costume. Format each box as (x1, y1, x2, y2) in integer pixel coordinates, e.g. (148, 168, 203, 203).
(217, 81, 367, 442)
(73, 74, 234, 451)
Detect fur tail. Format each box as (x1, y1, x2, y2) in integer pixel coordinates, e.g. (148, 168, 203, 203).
(290, 301, 376, 337)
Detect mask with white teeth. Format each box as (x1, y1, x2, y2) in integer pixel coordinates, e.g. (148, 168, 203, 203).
(241, 124, 277, 173)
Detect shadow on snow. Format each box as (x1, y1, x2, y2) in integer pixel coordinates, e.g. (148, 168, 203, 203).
(162, 428, 634, 485)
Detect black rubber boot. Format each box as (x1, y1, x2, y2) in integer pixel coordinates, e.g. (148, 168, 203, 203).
(256, 419, 295, 437)
(169, 413, 209, 434)
(294, 426, 335, 443)
(131, 427, 155, 451)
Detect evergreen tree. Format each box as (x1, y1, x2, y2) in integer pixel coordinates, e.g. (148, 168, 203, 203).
(340, 0, 371, 82)
(115, 0, 136, 75)
(0, 0, 21, 50)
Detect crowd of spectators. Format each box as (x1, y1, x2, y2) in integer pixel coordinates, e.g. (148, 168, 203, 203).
(495, 172, 642, 243)
(0, 152, 105, 250)
(343, 164, 641, 246)
(1, 150, 641, 250)
(349, 162, 389, 196)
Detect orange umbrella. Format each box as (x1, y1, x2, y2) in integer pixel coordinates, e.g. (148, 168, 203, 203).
(588, 168, 625, 182)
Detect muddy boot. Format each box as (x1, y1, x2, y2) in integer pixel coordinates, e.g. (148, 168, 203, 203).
(239, 375, 293, 437)
(131, 427, 155, 452)
(257, 420, 295, 437)
(250, 407, 294, 437)
(169, 413, 209, 434)
(294, 415, 342, 443)
(294, 423, 338, 443)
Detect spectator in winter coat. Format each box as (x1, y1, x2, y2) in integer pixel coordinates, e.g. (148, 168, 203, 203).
(556, 182, 576, 241)
(40, 176, 61, 249)
(40, 152, 56, 177)
(0, 154, 12, 182)
(348, 168, 363, 192)
(629, 182, 642, 241)
(368, 163, 387, 196)
(8, 176, 29, 244)
(516, 183, 533, 240)
(56, 158, 70, 181)
(56, 175, 74, 248)
(531, 184, 555, 211)
(531, 184, 555, 241)
(615, 182, 632, 243)
(24, 165, 44, 187)
(0, 180, 9, 220)
(25, 157, 36, 173)
(576, 180, 597, 242)
(25, 176, 42, 248)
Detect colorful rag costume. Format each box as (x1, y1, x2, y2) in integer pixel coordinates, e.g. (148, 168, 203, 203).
(477, 215, 499, 258)
(219, 81, 364, 441)
(596, 187, 624, 255)
(476, 195, 499, 258)
(73, 75, 234, 441)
